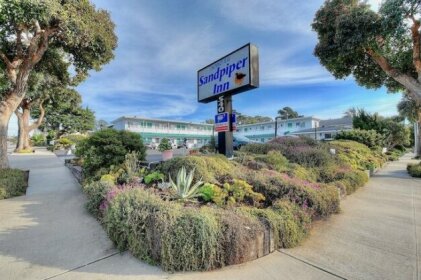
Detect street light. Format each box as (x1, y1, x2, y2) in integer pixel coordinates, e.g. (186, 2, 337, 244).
(274, 116, 282, 138)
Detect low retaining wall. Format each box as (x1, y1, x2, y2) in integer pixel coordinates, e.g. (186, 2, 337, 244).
(64, 160, 83, 184)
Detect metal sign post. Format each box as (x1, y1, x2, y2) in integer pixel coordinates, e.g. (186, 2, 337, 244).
(216, 96, 233, 157)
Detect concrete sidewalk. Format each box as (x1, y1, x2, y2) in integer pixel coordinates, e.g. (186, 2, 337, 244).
(0, 151, 419, 280)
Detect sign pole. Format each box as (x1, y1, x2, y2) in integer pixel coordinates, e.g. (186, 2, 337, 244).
(216, 96, 234, 157)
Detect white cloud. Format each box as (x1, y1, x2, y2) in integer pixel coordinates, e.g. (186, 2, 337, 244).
(215, 0, 324, 33)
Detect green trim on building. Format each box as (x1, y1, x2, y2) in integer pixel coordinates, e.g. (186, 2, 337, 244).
(139, 132, 213, 143)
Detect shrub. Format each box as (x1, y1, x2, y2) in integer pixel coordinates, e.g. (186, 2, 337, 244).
(239, 200, 311, 248)
(341, 170, 369, 194)
(242, 170, 340, 218)
(0, 169, 28, 199)
(254, 150, 289, 171)
(31, 133, 45, 146)
(408, 162, 421, 177)
(103, 187, 314, 272)
(329, 140, 385, 170)
(335, 129, 384, 148)
(144, 171, 164, 185)
(220, 180, 265, 207)
(57, 137, 74, 148)
(76, 128, 146, 179)
(82, 180, 114, 217)
(104, 188, 223, 271)
(160, 155, 236, 184)
(158, 138, 172, 152)
(199, 183, 223, 203)
(242, 137, 333, 168)
(64, 134, 87, 144)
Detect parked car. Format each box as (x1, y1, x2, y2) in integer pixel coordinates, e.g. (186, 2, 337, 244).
(233, 135, 259, 150)
(147, 142, 158, 150)
(215, 135, 258, 150)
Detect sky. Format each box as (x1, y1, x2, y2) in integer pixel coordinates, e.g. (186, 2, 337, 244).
(9, 0, 398, 135)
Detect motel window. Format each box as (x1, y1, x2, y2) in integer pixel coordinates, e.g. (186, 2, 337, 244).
(245, 128, 248, 132)
(261, 138, 264, 142)
(296, 122, 300, 127)
(301, 122, 306, 128)
(260, 126, 264, 130)
(267, 125, 272, 129)
(288, 123, 292, 128)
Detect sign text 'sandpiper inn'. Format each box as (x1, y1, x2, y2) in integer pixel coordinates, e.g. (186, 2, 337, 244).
(197, 43, 259, 103)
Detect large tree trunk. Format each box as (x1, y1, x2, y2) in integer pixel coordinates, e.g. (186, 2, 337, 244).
(417, 112, 421, 157)
(0, 95, 24, 168)
(14, 100, 45, 153)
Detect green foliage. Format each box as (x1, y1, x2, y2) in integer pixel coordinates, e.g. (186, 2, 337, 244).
(335, 129, 384, 148)
(0, 169, 27, 199)
(158, 138, 172, 152)
(220, 180, 265, 207)
(236, 112, 273, 125)
(277, 106, 300, 120)
(254, 150, 289, 171)
(240, 200, 311, 248)
(342, 170, 369, 194)
(82, 180, 113, 217)
(76, 129, 146, 179)
(198, 183, 221, 202)
(312, 0, 418, 94)
(31, 134, 46, 146)
(407, 162, 421, 177)
(169, 167, 203, 201)
(103, 188, 313, 271)
(160, 155, 235, 184)
(57, 137, 74, 148)
(243, 170, 340, 218)
(104, 188, 223, 271)
(329, 140, 385, 170)
(144, 171, 164, 185)
(64, 134, 87, 144)
(243, 137, 333, 168)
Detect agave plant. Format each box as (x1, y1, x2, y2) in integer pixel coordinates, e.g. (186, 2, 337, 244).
(169, 167, 203, 201)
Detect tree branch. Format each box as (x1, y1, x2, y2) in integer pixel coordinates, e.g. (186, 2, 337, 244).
(366, 48, 421, 97)
(28, 99, 45, 131)
(410, 15, 421, 80)
(16, 26, 23, 58)
(0, 52, 13, 69)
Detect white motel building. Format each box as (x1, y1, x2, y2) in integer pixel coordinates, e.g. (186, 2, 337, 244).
(112, 116, 214, 147)
(112, 115, 353, 148)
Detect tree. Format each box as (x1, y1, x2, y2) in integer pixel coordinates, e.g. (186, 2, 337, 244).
(353, 109, 410, 148)
(235, 112, 272, 125)
(14, 49, 70, 152)
(0, 0, 117, 167)
(277, 107, 300, 120)
(313, 0, 421, 152)
(398, 95, 420, 122)
(96, 119, 109, 130)
(344, 107, 357, 117)
(33, 88, 95, 136)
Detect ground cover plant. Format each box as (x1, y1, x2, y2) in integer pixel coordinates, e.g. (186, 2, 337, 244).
(0, 169, 28, 199)
(407, 162, 421, 178)
(78, 136, 391, 272)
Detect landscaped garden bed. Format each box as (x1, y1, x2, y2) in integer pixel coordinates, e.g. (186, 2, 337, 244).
(68, 129, 394, 271)
(0, 168, 29, 200)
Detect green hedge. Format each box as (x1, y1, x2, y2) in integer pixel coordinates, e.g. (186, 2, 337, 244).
(103, 188, 310, 272)
(0, 169, 28, 199)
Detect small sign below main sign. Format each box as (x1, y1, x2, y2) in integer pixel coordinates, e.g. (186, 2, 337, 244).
(198, 43, 259, 103)
(215, 112, 229, 132)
